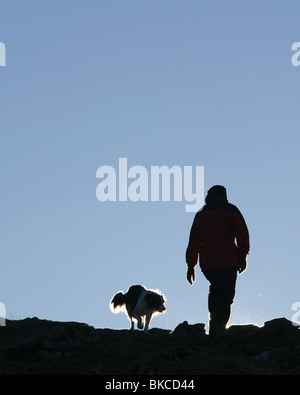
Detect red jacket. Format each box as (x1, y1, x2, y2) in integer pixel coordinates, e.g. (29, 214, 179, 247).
(186, 201, 250, 272)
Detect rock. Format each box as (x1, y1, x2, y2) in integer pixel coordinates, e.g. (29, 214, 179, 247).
(0, 317, 299, 374)
(173, 321, 206, 335)
(257, 318, 300, 348)
(254, 347, 292, 364)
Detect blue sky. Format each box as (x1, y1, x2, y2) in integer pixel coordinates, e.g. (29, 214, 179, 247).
(0, 0, 299, 331)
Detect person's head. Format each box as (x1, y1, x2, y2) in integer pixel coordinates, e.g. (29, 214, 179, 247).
(205, 185, 228, 204)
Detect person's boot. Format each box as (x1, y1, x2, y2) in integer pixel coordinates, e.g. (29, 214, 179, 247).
(215, 322, 226, 334)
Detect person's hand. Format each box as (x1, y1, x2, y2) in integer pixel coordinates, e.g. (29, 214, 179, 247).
(238, 254, 247, 274)
(186, 266, 195, 285)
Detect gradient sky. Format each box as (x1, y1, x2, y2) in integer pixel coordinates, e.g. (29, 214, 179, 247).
(0, 0, 299, 331)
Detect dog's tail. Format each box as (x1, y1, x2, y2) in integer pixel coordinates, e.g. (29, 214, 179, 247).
(110, 291, 126, 313)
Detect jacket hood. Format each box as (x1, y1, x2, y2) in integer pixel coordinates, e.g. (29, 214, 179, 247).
(205, 185, 228, 205)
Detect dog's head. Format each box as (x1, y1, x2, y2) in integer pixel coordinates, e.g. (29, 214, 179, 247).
(146, 291, 166, 313)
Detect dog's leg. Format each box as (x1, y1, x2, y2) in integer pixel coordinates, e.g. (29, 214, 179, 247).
(137, 316, 143, 330)
(144, 313, 152, 332)
(126, 306, 134, 330)
(132, 313, 143, 330)
(130, 317, 134, 330)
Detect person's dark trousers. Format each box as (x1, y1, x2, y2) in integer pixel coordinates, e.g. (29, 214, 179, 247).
(203, 268, 238, 336)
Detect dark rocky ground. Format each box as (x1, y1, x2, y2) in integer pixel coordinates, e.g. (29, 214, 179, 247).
(0, 317, 299, 375)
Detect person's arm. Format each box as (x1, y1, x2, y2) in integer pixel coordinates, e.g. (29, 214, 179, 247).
(232, 207, 250, 273)
(185, 213, 202, 284)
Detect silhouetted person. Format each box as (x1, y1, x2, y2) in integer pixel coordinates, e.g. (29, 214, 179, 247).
(185, 185, 250, 336)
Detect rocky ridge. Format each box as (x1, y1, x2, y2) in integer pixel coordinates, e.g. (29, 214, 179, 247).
(0, 317, 299, 375)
